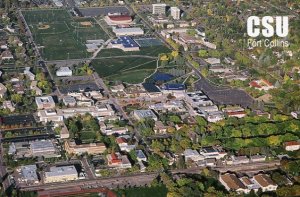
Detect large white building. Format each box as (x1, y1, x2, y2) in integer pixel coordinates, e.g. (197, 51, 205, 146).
(170, 7, 180, 20)
(112, 27, 144, 36)
(56, 67, 72, 77)
(152, 3, 166, 15)
(44, 165, 78, 183)
(20, 165, 39, 184)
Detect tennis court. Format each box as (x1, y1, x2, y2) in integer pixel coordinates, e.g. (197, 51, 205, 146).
(134, 37, 163, 47)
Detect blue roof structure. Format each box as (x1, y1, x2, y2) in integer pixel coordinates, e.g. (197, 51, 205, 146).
(152, 72, 174, 81)
(111, 36, 139, 48)
(136, 150, 146, 159)
(142, 83, 161, 93)
(162, 84, 185, 91)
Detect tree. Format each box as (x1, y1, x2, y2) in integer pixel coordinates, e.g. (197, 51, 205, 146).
(198, 50, 208, 58)
(11, 94, 22, 103)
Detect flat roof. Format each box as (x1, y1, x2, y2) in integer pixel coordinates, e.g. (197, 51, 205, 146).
(46, 165, 77, 177)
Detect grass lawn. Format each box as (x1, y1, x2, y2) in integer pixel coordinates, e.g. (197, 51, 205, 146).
(91, 57, 157, 83)
(115, 185, 167, 197)
(22, 9, 109, 60)
(108, 69, 155, 84)
(97, 45, 171, 58)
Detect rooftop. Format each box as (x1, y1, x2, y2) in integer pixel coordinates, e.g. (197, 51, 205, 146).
(46, 165, 78, 177)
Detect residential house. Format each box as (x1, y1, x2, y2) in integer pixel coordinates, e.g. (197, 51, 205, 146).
(30, 81, 42, 96)
(3, 101, 15, 112)
(239, 177, 260, 192)
(1, 50, 13, 60)
(24, 67, 35, 80)
(116, 136, 135, 152)
(253, 174, 278, 192)
(136, 150, 147, 162)
(219, 173, 250, 194)
(153, 121, 168, 134)
(284, 141, 300, 151)
(106, 152, 132, 169)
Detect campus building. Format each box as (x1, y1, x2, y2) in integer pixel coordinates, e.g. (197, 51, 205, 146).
(20, 165, 39, 184)
(104, 15, 133, 26)
(152, 3, 166, 15)
(56, 67, 72, 77)
(109, 36, 140, 51)
(64, 140, 106, 155)
(35, 96, 55, 109)
(112, 27, 144, 36)
(44, 165, 78, 183)
(170, 7, 180, 20)
(133, 109, 158, 121)
(30, 140, 56, 157)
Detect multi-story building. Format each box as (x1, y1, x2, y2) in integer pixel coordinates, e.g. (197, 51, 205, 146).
(170, 7, 180, 20)
(152, 3, 166, 15)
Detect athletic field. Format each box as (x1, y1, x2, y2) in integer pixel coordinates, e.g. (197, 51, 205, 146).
(22, 9, 109, 60)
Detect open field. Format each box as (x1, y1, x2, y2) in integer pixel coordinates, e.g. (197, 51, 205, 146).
(115, 185, 168, 197)
(22, 9, 109, 60)
(97, 45, 171, 58)
(92, 57, 157, 83)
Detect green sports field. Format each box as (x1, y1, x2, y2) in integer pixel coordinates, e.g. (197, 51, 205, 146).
(92, 56, 158, 84)
(22, 9, 109, 60)
(91, 45, 171, 83)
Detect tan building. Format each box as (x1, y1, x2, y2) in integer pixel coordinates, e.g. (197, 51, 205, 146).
(65, 140, 106, 155)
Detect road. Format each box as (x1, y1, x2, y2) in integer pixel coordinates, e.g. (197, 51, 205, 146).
(19, 172, 158, 191)
(18, 160, 281, 192)
(0, 132, 10, 191)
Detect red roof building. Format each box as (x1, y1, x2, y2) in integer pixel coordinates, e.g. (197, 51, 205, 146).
(105, 15, 133, 25)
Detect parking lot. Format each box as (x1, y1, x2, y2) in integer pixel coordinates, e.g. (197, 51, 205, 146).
(78, 6, 129, 17)
(59, 82, 99, 94)
(195, 79, 254, 107)
(1, 114, 36, 126)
